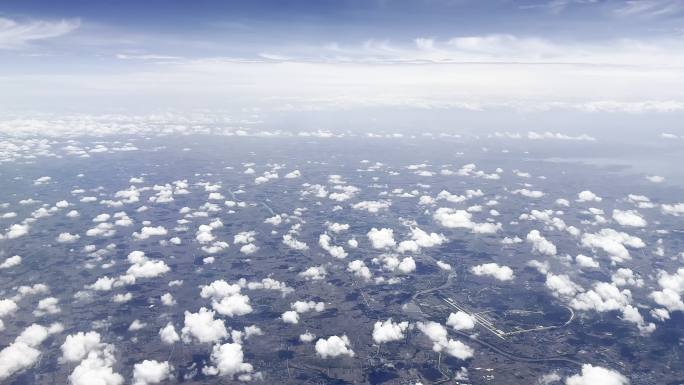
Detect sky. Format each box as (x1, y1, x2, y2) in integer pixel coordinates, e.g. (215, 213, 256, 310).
(1, 0, 684, 116)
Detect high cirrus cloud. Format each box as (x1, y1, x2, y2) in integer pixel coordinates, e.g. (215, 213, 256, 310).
(0, 17, 80, 49)
(6, 34, 684, 114)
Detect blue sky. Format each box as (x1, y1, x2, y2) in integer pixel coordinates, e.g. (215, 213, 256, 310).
(4, 0, 684, 52)
(1, 0, 684, 113)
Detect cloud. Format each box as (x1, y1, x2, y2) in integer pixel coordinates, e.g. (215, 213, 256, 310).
(60, 330, 123, 385)
(93, 213, 111, 223)
(239, 243, 259, 255)
(397, 227, 447, 253)
(275, 33, 682, 67)
(0, 323, 63, 380)
(327, 222, 350, 233)
(570, 281, 654, 333)
(612, 268, 643, 287)
(416, 321, 447, 350)
(446, 311, 476, 331)
(300, 332, 316, 342)
(347, 259, 372, 280)
(283, 301, 325, 324)
(527, 131, 596, 141)
(160, 293, 176, 306)
(581, 228, 645, 262)
(181, 307, 228, 344)
(570, 282, 630, 312)
(0, 255, 21, 269)
(33, 297, 60, 316)
(372, 319, 409, 344)
(367, 228, 396, 249)
(126, 260, 169, 279)
(264, 214, 283, 225)
(575, 254, 600, 269)
(282, 234, 309, 250)
(416, 321, 474, 360)
(243, 277, 293, 295)
(132, 360, 173, 385)
(319, 233, 348, 258)
(89, 276, 116, 291)
(281, 310, 299, 324)
(112, 292, 132, 303)
(397, 257, 416, 274)
(299, 265, 327, 281)
(61, 331, 104, 362)
(315, 335, 355, 358)
(203, 343, 254, 379)
(577, 190, 602, 202)
(612, 209, 647, 227)
(132, 226, 168, 240)
(233, 231, 256, 245)
(437, 189, 474, 203)
(159, 323, 180, 344)
(254, 171, 278, 184)
(373, 254, 417, 274)
(3, 223, 29, 239)
(352, 200, 391, 213)
(200, 280, 242, 299)
(244, 325, 263, 339)
(614, 0, 684, 18)
(546, 273, 583, 298)
(650, 268, 684, 312)
(433, 208, 501, 234)
(86, 222, 116, 237)
(526, 230, 557, 256)
(284, 170, 301, 178)
(440, 339, 475, 360)
(126, 251, 170, 279)
(471, 263, 514, 281)
(69, 351, 123, 385)
(4, 31, 684, 113)
(128, 319, 146, 331)
(211, 293, 253, 318)
(33, 176, 51, 185)
(57, 232, 80, 243)
(328, 185, 360, 202)
(661, 203, 684, 216)
(13, 284, 49, 301)
(565, 364, 629, 385)
(116, 53, 182, 61)
(291, 301, 325, 313)
(512, 189, 545, 198)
